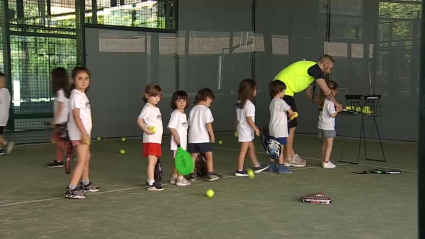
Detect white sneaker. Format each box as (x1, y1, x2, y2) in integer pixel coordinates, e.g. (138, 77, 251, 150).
(322, 161, 336, 169)
(169, 177, 177, 185)
(176, 177, 191, 186)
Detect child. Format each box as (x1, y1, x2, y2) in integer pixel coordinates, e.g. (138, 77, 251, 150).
(137, 84, 164, 191)
(168, 90, 191, 186)
(65, 66, 98, 199)
(268, 80, 294, 174)
(46, 67, 71, 168)
(235, 79, 269, 176)
(187, 88, 221, 182)
(0, 72, 14, 155)
(318, 80, 340, 169)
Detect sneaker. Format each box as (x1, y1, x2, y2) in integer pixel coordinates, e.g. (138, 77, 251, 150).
(45, 160, 64, 168)
(176, 177, 191, 186)
(6, 142, 14, 155)
(170, 177, 177, 185)
(235, 169, 248, 176)
(189, 173, 198, 182)
(65, 187, 86, 199)
(294, 154, 307, 165)
(277, 164, 293, 174)
(253, 164, 270, 173)
(0, 149, 4, 156)
(286, 156, 306, 168)
(322, 161, 336, 169)
(207, 172, 222, 182)
(78, 182, 100, 192)
(269, 163, 278, 172)
(146, 181, 164, 191)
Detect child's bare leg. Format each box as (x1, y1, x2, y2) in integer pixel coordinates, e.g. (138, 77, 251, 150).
(146, 155, 158, 182)
(204, 151, 213, 173)
(81, 149, 91, 182)
(247, 142, 260, 167)
(0, 135, 6, 146)
(322, 138, 327, 161)
(237, 142, 249, 170)
(324, 138, 334, 163)
(70, 144, 89, 186)
(278, 147, 285, 165)
(190, 153, 198, 173)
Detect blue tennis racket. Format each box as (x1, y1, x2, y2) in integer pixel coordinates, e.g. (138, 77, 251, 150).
(259, 135, 281, 160)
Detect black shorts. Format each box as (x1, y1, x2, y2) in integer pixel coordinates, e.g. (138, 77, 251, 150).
(188, 143, 212, 154)
(283, 95, 297, 129)
(0, 126, 4, 135)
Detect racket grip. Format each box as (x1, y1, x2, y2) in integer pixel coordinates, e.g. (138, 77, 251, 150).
(177, 143, 181, 147)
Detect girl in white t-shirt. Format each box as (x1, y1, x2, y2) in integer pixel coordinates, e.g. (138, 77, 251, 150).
(46, 67, 71, 169)
(318, 80, 341, 169)
(137, 84, 164, 191)
(64, 66, 98, 199)
(187, 88, 221, 182)
(168, 90, 191, 187)
(235, 79, 268, 176)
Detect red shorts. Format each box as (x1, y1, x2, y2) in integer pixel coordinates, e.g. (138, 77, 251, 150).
(143, 143, 162, 157)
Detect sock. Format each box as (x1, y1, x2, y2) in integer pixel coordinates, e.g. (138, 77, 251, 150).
(147, 179, 155, 185)
(69, 184, 77, 190)
(81, 180, 90, 185)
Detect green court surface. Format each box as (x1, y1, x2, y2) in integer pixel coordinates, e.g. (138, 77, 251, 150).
(0, 133, 417, 239)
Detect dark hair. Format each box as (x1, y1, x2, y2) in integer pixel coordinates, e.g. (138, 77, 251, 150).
(171, 90, 189, 109)
(318, 54, 334, 63)
(319, 80, 338, 111)
(70, 65, 91, 92)
(143, 84, 162, 103)
(237, 79, 256, 109)
(51, 67, 71, 98)
(269, 80, 286, 99)
(194, 88, 215, 104)
(0, 71, 5, 77)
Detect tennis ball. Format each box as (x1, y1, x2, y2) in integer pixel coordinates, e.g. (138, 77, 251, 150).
(120, 149, 126, 154)
(234, 132, 238, 138)
(355, 107, 361, 112)
(247, 169, 255, 179)
(96, 137, 101, 141)
(121, 137, 126, 142)
(206, 189, 214, 197)
(346, 106, 352, 110)
(218, 140, 223, 145)
(149, 126, 156, 133)
(84, 139, 90, 145)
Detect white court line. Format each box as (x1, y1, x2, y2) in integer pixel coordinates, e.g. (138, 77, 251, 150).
(213, 146, 418, 173)
(0, 159, 341, 208)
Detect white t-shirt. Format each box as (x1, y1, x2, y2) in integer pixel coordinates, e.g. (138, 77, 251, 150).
(67, 89, 92, 140)
(188, 105, 214, 143)
(268, 97, 291, 138)
(236, 100, 255, 142)
(138, 103, 163, 144)
(0, 88, 11, 126)
(54, 89, 69, 124)
(168, 110, 188, 150)
(318, 99, 336, 130)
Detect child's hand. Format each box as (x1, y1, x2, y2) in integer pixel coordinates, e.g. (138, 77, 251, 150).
(145, 129, 155, 135)
(254, 128, 260, 137)
(210, 135, 215, 143)
(82, 133, 91, 145)
(174, 135, 180, 144)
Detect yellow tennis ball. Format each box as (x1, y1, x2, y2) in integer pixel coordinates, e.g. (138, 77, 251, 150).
(121, 137, 126, 142)
(120, 149, 126, 154)
(206, 189, 214, 197)
(234, 132, 238, 137)
(96, 137, 101, 141)
(218, 140, 223, 145)
(84, 139, 90, 144)
(149, 126, 156, 133)
(247, 169, 255, 179)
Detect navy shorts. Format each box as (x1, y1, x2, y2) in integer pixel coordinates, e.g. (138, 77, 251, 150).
(0, 126, 4, 135)
(188, 143, 212, 154)
(275, 137, 287, 145)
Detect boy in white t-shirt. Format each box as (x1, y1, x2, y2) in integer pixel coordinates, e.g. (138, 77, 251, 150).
(268, 81, 295, 174)
(137, 84, 164, 191)
(168, 90, 191, 187)
(188, 88, 221, 182)
(46, 67, 71, 168)
(318, 80, 340, 169)
(0, 72, 14, 156)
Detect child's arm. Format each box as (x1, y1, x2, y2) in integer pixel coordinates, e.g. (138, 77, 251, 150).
(286, 108, 294, 118)
(53, 102, 63, 126)
(246, 116, 259, 136)
(206, 123, 215, 143)
(72, 108, 90, 143)
(137, 118, 155, 135)
(169, 128, 180, 144)
(328, 102, 339, 118)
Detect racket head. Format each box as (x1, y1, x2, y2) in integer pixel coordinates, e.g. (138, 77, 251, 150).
(195, 154, 208, 177)
(302, 194, 332, 204)
(259, 135, 281, 160)
(154, 158, 163, 182)
(175, 147, 195, 175)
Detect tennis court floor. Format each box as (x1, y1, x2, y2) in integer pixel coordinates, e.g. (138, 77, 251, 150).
(0, 133, 417, 239)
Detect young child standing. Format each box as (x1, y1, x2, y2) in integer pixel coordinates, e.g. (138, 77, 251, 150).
(0, 72, 14, 156)
(268, 80, 294, 174)
(46, 67, 71, 168)
(235, 79, 268, 176)
(318, 80, 340, 169)
(137, 84, 164, 191)
(65, 66, 98, 199)
(188, 88, 221, 182)
(168, 90, 191, 187)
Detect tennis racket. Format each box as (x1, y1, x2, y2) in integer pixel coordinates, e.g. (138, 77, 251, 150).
(175, 144, 195, 175)
(352, 169, 401, 174)
(302, 193, 332, 204)
(154, 158, 163, 182)
(259, 135, 282, 160)
(340, 109, 358, 116)
(195, 154, 208, 178)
